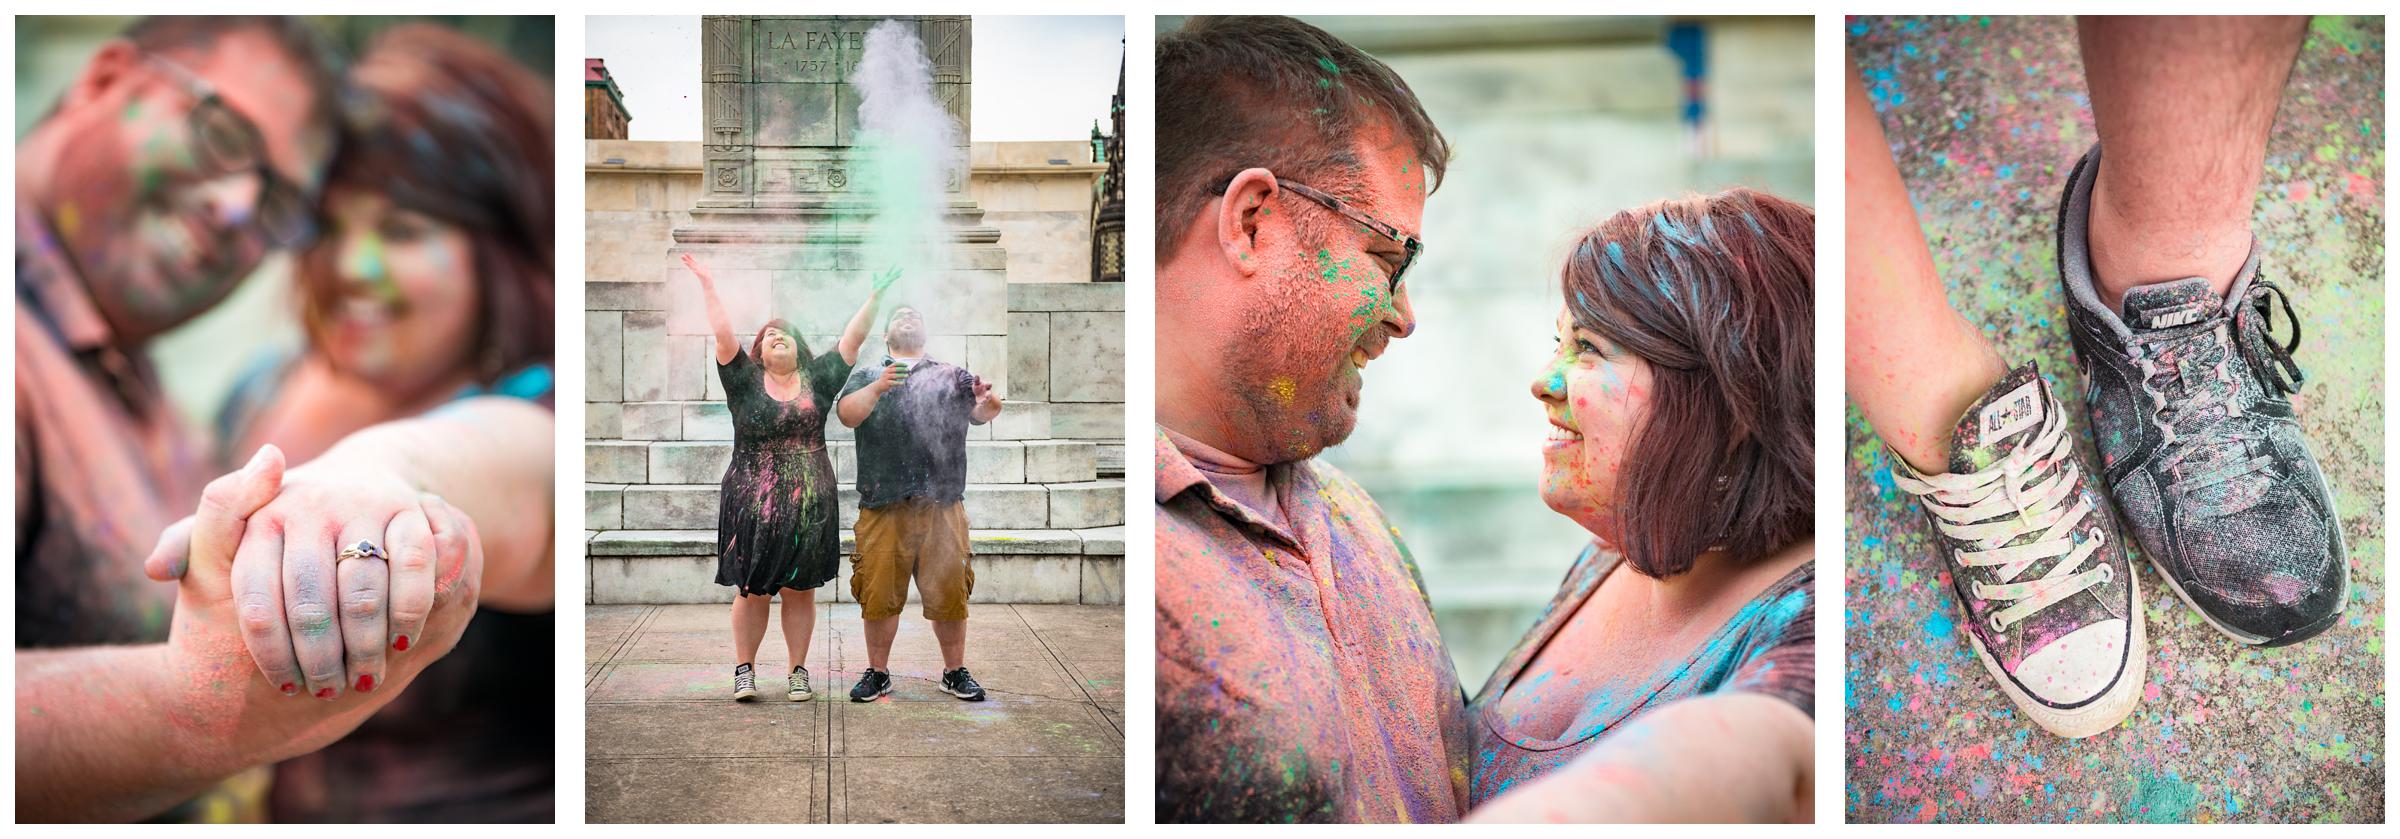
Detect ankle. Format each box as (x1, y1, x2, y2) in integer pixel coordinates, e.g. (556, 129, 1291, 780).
(1888, 341, 2008, 476)
(2088, 176, 2253, 310)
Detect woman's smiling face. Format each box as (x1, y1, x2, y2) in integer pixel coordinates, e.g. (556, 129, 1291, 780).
(311, 188, 479, 391)
(1533, 304, 1654, 543)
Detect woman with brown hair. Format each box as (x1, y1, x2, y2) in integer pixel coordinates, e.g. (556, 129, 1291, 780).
(194, 24, 558, 820)
(676, 252, 889, 704)
(1465, 189, 1816, 822)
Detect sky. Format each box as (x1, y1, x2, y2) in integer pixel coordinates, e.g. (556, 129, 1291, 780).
(586, 15, 1124, 143)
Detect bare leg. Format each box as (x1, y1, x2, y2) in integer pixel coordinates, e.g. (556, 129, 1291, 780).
(1844, 62, 2009, 473)
(779, 588, 817, 669)
(932, 619, 966, 670)
(2080, 16, 2306, 311)
(731, 592, 771, 666)
(864, 616, 899, 671)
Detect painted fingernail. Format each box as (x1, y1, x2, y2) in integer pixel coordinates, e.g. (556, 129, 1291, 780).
(356, 675, 375, 692)
(393, 635, 410, 651)
(315, 687, 335, 699)
(281, 682, 298, 695)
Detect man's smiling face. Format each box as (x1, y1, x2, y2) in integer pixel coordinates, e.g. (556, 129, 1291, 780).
(1224, 131, 1425, 463)
(44, 28, 332, 341)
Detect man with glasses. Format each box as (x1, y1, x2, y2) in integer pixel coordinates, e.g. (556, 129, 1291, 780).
(835, 304, 1006, 703)
(1153, 16, 1462, 823)
(12, 17, 389, 821)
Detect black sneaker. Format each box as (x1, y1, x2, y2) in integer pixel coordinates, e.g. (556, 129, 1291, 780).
(940, 667, 987, 701)
(849, 667, 893, 702)
(733, 663, 758, 702)
(1887, 363, 2143, 738)
(2058, 143, 2348, 647)
(788, 666, 813, 702)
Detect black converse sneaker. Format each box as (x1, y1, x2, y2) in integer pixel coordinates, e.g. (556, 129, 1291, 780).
(1887, 363, 2144, 738)
(940, 667, 987, 702)
(788, 666, 813, 702)
(849, 667, 894, 702)
(2058, 142, 2348, 647)
(733, 663, 758, 702)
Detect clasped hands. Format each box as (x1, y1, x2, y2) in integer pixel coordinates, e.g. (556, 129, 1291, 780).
(138, 444, 484, 764)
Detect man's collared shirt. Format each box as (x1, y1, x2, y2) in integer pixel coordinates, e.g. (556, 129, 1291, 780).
(1154, 427, 1471, 823)
(15, 204, 201, 647)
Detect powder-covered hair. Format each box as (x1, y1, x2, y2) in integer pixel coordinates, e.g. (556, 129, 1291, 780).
(296, 24, 553, 384)
(1563, 188, 1814, 577)
(1156, 15, 1450, 256)
(751, 318, 812, 365)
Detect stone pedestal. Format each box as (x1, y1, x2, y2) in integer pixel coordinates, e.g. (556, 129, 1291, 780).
(672, 15, 1002, 350)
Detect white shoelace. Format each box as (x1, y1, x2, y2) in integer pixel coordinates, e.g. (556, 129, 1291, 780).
(1889, 395, 2113, 633)
(2130, 328, 2273, 497)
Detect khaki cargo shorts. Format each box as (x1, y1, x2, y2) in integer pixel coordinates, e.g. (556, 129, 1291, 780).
(851, 499, 973, 621)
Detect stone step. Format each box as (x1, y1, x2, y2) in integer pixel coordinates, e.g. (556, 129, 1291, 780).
(1046, 479, 1125, 529)
(640, 439, 1033, 485)
(588, 528, 1124, 557)
(1095, 443, 1125, 477)
(586, 528, 1123, 605)
(595, 399, 1009, 444)
(1021, 440, 1098, 484)
(601, 482, 1054, 530)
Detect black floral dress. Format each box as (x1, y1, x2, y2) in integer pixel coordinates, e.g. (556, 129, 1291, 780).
(713, 347, 851, 595)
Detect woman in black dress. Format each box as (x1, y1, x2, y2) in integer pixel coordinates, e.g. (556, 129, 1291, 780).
(679, 253, 889, 702)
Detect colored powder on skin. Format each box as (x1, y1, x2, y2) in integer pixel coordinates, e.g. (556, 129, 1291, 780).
(1269, 377, 1297, 405)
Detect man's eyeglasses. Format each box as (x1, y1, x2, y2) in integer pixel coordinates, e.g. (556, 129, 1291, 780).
(1279, 180, 1421, 294)
(138, 52, 316, 249)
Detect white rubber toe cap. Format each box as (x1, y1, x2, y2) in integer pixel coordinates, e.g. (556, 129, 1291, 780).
(2015, 618, 2132, 706)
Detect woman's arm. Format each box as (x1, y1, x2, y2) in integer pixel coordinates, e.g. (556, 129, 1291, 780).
(296, 396, 556, 612)
(1465, 692, 1814, 823)
(835, 267, 901, 365)
(681, 253, 739, 365)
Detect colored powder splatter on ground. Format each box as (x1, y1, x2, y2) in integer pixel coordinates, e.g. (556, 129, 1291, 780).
(1845, 15, 2385, 824)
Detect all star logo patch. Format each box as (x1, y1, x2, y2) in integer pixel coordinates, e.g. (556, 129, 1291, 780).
(1979, 380, 2043, 442)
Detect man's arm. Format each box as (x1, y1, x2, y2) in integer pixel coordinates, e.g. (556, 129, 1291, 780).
(837, 364, 901, 428)
(968, 374, 1003, 425)
(1464, 692, 1813, 823)
(14, 646, 269, 822)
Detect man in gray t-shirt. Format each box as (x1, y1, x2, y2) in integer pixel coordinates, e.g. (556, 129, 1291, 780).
(835, 305, 1004, 702)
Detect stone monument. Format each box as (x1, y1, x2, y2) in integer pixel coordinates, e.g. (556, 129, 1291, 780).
(670, 14, 1006, 359)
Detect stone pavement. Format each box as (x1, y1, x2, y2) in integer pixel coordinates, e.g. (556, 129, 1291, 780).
(1844, 16, 2384, 823)
(586, 602, 1124, 823)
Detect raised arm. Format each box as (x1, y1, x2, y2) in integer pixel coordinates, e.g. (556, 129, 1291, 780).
(1464, 691, 1814, 823)
(836, 266, 901, 365)
(681, 253, 739, 365)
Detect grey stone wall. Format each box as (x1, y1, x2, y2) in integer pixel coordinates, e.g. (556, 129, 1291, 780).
(586, 145, 1125, 605)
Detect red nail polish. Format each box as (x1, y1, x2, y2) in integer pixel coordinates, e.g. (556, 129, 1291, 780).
(356, 675, 375, 692)
(315, 688, 334, 699)
(281, 683, 297, 695)
(393, 635, 410, 651)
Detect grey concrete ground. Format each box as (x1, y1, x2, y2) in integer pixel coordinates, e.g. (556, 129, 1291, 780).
(587, 602, 1124, 823)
